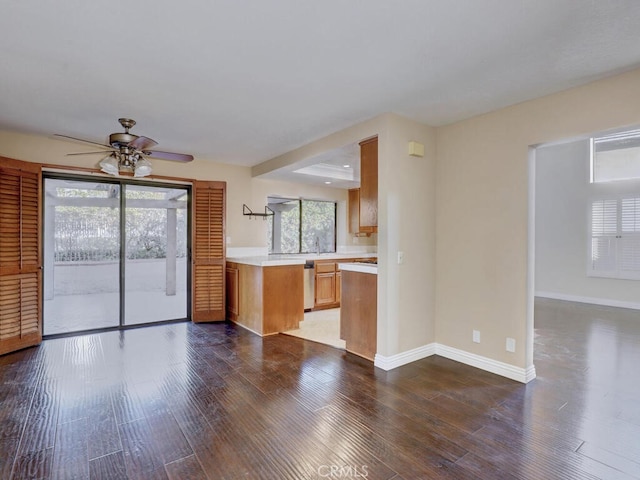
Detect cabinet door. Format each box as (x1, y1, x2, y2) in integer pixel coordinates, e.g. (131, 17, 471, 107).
(225, 265, 239, 320)
(315, 272, 336, 306)
(359, 137, 378, 232)
(348, 188, 360, 234)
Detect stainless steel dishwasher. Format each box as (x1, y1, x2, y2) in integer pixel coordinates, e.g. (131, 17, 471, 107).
(303, 261, 315, 310)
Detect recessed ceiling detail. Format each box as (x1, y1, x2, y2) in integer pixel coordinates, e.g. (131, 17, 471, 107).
(293, 163, 356, 181)
(259, 143, 361, 188)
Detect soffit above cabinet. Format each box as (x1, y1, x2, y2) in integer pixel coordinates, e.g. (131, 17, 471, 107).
(254, 143, 361, 189)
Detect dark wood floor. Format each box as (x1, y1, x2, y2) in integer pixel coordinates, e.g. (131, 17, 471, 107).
(2, 298, 640, 479)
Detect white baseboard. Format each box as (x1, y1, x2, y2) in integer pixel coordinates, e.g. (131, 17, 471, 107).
(374, 343, 536, 383)
(536, 291, 640, 311)
(374, 343, 436, 371)
(435, 344, 535, 383)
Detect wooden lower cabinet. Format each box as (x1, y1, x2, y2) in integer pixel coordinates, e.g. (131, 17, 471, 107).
(315, 272, 336, 306)
(226, 263, 303, 335)
(225, 263, 239, 321)
(312, 258, 373, 310)
(314, 260, 339, 309)
(340, 269, 377, 361)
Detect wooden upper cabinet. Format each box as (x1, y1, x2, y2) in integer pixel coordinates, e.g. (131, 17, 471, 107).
(348, 188, 361, 235)
(192, 181, 226, 322)
(359, 137, 378, 232)
(0, 158, 42, 356)
(348, 136, 378, 235)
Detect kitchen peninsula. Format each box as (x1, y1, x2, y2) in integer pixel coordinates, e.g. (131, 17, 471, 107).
(339, 262, 378, 360)
(226, 253, 375, 336)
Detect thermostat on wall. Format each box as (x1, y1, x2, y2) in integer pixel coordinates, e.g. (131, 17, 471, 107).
(408, 141, 425, 157)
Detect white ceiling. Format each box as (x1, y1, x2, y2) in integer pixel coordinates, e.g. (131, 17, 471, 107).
(2, 1, 640, 174)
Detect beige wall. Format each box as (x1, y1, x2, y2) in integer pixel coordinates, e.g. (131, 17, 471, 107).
(252, 116, 388, 251)
(6, 65, 640, 376)
(378, 114, 437, 356)
(254, 113, 438, 357)
(0, 130, 350, 250)
(436, 67, 640, 369)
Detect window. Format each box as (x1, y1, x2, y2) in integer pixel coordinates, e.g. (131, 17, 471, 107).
(591, 129, 640, 183)
(589, 197, 640, 279)
(267, 197, 336, 254)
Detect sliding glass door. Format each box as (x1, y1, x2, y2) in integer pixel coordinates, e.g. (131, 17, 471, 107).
(124, 185, 188, 325)
(43, 179, 121, 334)
(43, 176, 189, 335)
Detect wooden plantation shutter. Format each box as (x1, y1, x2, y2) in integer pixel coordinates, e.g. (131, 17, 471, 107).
(0, 158, 42, 355)
(192, 181, 226, 322)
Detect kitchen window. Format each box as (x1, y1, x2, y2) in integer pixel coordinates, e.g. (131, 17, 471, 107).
(267, 197, 336, 254)
(589, 196, 640, 279)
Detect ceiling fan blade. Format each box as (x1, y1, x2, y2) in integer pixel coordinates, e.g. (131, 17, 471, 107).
(54, 134, 112, 149)
(129, 136, 158, 150)
(144, 150, 194, 162)
(66, 150, 114, 156)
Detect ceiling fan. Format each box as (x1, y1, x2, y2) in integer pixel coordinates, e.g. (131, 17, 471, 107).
(55, 118, 194, 177)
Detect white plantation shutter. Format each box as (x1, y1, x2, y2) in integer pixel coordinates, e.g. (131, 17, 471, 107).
(621, 198, 640, 232)
(590, 200, 618, 275)
(620, 198, 640, 275)
(590, 197, 640, 279)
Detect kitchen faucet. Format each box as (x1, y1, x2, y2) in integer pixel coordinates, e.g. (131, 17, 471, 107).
(315, 236, 320, 255)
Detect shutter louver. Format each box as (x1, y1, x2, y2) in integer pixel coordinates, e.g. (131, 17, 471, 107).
(192, 181, 226, 322)
(620, 198, 640, 276)
(0, 159, 42, 356)
(590, 200, 618, 274)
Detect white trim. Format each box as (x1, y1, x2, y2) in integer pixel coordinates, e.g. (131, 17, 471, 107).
(435, 344, 535, 383)
(523, 365, 537, 383)
(527, 146, 536, 372)
(536, 291, 640, 311)
(374, 343, 435, 370)
(374, 343, 536, 384)
(41, 167, 193, 185)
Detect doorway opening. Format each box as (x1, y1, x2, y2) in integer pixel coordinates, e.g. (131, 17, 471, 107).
(43, 174, 190, 336)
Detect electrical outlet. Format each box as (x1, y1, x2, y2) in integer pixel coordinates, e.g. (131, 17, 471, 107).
(506, 337, 516, 352)
(397, 251, 404, 264)
(473, 330, 480, 343)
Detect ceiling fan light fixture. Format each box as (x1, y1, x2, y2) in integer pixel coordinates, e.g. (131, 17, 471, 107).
(99, 155, 120, 175)
(58, 118, 193, 177)
(133, 157, 152, 177)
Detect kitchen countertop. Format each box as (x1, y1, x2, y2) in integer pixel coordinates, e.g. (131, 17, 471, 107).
(227, 253, 377, 267)
(339, 262, 378, 274)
